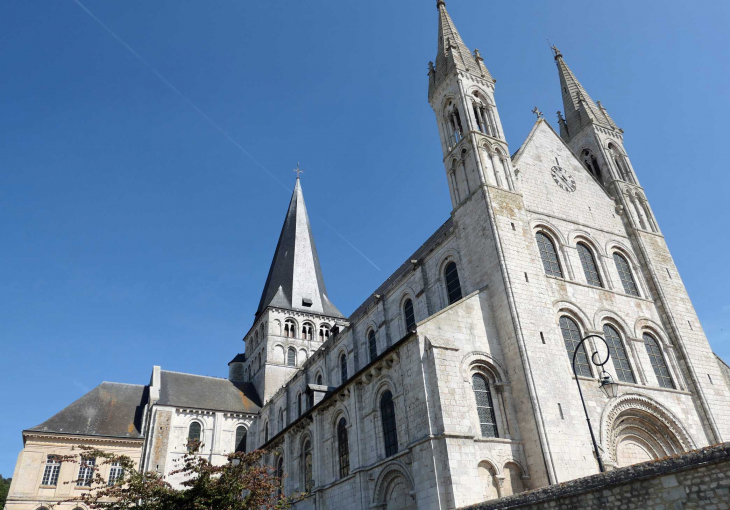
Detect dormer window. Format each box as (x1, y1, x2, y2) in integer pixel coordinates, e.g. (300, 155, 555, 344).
(301, 297, 313, 307)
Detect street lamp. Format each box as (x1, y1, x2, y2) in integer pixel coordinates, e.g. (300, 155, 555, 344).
(572, 334, 617, 473)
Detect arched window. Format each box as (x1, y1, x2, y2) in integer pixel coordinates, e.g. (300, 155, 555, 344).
(368, 330, 377, 363)
(577, 243, 602, 287)
(235, 426, 247, 453)
(613, 252, 639, 297)
(559, 316, 591, 377)
(302, 322, 314, 340)
(337, 418, 350, 478)
(297, 391, 302, 417)
(287, 347, 297, 367)
(403, 299, 416, 332)
(472, 374, 498, 438)
(279, 408, 285, 431)
(536, 232, 563, 277)
(603, 324, 636, 383)
(643, 334, 674, 389)
(380, 390, 398, 457)
(264, 422, 269, 443)
(284, 318, 297, 338)
(276, 457, 284, 496)
(319, 323, 330, 341)
(316, 373, 323, 385)
(188, 421, 202, 451)
(444, 261, 463, 305)
(582, 149, 602, 181)
(302, 440, 313, 492)
(340, 353, 348, 384)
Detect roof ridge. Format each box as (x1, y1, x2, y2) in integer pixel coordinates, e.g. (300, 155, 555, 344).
(100, 381, 145, 387)
(161, 370, 229, 381)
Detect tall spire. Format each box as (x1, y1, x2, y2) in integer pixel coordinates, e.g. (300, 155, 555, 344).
(430, 0, 492, 100)
(256, 177, 343, 319)
(553, 46, 618, 141)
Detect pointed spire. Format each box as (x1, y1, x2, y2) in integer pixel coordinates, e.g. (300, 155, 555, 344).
(553, 46, 618, 141)
(430, 0, 492, 100)
(256, 177, 343, 319)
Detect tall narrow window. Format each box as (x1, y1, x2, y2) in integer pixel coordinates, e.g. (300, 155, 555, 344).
(444, 261, 463, 304)
(284, 319, 297, 338)
(264, 422, 269, 443)
(536, 232, 563, 277)
(559, 316, 591, 377)
(302, 323, 313, 340)
(41, 455, 61, 486)
(403, 299, 416, 332)
(276, 457, 284, 496)
(337, 418, 350, 478)
(603, 325, 635, 383)
(368, 330, 377, 362)
(107, 461, 123, 486)
(77, 457, 96, 487)
(472, 374, 498, 438)
(235, 426, 247, 452)
(279, 409, 285, 432)
(340, 353, 348, 384)
(287, 347, 296, 367)
(297, 392, 302, 417)
(316, 373, 323, 386)
(319, 324, 330, 341)
(613, 253, 639, 296)
(577, 243, 602, 287)
(644, 334, 674, 389)
(302, 440, 313, 492)
(380, 390, 398, 457)
(188, 421, 201, 451)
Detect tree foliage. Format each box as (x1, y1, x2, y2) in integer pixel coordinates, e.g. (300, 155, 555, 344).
(61, 441, 292, 510)
(0, 475, 12, 508)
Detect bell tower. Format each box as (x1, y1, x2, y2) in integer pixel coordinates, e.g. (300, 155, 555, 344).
(428, 0, 516, 210)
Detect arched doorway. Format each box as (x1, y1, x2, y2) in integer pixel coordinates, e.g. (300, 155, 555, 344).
(375, 465, 416, 510)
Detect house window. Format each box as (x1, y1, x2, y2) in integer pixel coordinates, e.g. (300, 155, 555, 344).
(403, 298, 416, 332)
(284, 318, 297, 338)
(444, 261, 463, 304)
(577, 243, 602, 287)
(472, 374, 498, 438)
(303, 440, 313, 492)
(187, 421, 202, 452)
(644, 334, 674, 389)
(368, 330, 377, 363)
(41, 455, 61, 486)
(559, 316, 591, 377)
(302, 322, 314, 340)
(337, 418, 350, 478)
(287, 347, 297, 367)
(380, 390, 398, 457)
(235, 426, 247, 453)
(613, 253, 640, 297)
(77, 457, 96, 487)
(319, 324, 331, 341)
(107, 461, 123, 486)
(536, 232, 563, 277)
(603, 324, 636, 383)
(340, 353, 348, 384)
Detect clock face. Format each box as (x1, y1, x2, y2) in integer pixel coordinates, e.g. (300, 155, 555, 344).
(551, 165, 576, 192)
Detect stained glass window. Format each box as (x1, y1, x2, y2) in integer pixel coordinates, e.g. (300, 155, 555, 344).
(444, 262, 463, 304)
(577, 243, 602, 287)
(403, 299, 416, 332)
(604, 325, 635, 383)
(560, 316, 591, 377)
(472, 374, 498, 437)
(643, 334, 674, 389)
(613, 253, 639, 296)
(536, 232, 563, 277)
(337, 418, 350, 478)
(368, 330, 377, 363)
(380, 391, 398, 457)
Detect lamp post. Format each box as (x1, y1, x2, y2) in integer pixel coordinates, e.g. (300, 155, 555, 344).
(572, 334, 619, 473)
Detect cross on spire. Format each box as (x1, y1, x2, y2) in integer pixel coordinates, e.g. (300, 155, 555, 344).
(293, 163, 304, 179)
(532, 107, 544, 119)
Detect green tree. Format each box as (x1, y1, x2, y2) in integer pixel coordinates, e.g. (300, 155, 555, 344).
(62, 441, 294, 510)
(0, 475, 12, 509)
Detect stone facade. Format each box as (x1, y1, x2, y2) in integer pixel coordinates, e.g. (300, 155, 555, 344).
(7, 2, 730, 510)
(461, 443, 730, 510)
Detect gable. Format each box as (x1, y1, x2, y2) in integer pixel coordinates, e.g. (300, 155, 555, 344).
(513, 121, 624, 234)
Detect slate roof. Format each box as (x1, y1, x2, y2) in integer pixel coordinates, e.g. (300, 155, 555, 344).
(27, 382, 148, 439)
(228, 353, 246, 364)
(256, 177, 343, 319)
(158, 370, 261, 413)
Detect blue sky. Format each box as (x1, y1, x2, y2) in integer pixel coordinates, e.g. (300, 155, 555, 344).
(1, 0, 729, 476)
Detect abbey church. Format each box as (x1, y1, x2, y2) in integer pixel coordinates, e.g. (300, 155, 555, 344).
(7, 2, 730, 510)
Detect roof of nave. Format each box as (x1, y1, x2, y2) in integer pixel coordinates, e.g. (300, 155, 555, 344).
(26, 382, 148, 439)
(158, 370, 261, 413)
(256, 177, 343, 320)
(347, 217, 454, 323)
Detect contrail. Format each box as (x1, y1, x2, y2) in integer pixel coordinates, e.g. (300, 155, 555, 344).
(72, 0, 380, 271)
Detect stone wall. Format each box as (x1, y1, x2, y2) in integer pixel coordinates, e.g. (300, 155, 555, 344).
(460, 443, 730, 510)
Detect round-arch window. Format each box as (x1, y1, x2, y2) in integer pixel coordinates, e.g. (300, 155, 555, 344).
(403, 298, 416, 332)
(444, 262, 462, 304)
(188, 421, 202, 451)
(368, 330, 377, 363)
(235, 425, 247, 453)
